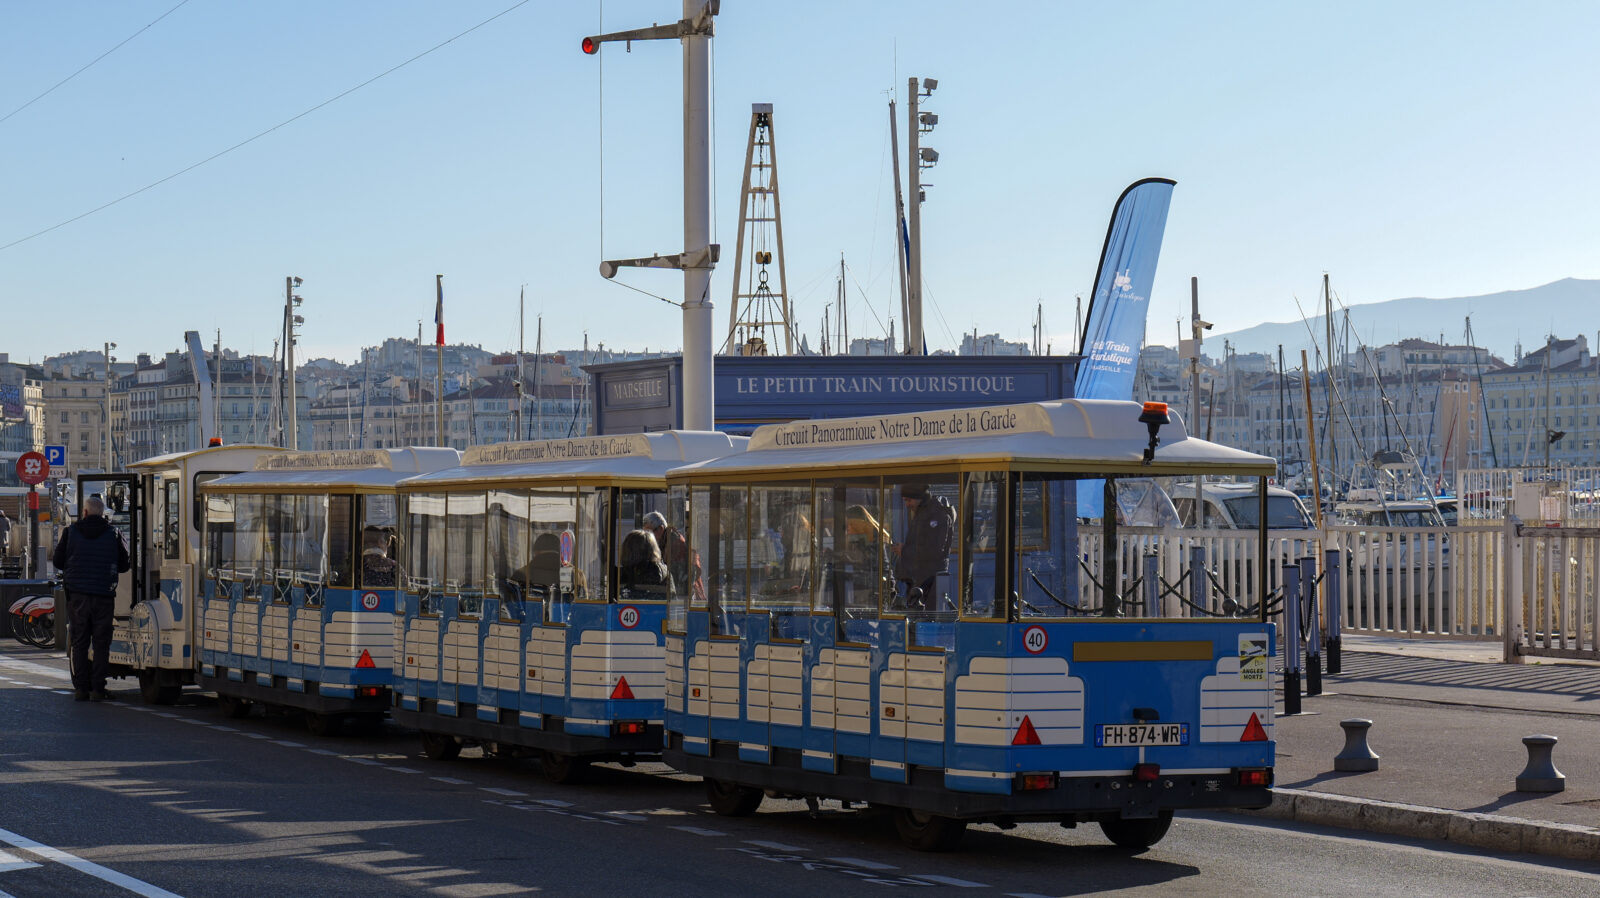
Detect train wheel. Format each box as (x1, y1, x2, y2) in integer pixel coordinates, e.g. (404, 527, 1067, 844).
(539, 750, 590, 785)
(1098, 811, 1173, 850)
(216, 694, 253, 719)
(305, 712, 342, 737)
(892, 808, 967, 852)
(138, 671, 179, 705)
(704, 779, 763, 817)
(420, 731, 462, 761)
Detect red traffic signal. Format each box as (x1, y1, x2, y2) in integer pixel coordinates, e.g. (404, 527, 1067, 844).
(581, 36, 598, 54)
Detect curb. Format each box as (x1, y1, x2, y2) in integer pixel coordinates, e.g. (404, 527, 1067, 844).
(1235, 788, 1600, 862)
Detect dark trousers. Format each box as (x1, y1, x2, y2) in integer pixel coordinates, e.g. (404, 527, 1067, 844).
(68, 591, 114, 692)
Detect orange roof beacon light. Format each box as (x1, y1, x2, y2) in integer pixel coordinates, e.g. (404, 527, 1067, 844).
(1137, 402, 1170, 465)
(208, 437, 223, 447)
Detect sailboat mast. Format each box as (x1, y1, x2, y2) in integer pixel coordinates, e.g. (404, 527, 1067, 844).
(888, 99, 910, 353)
(516, 287, 525, 442)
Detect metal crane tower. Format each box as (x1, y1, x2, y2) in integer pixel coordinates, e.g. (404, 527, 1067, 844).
(725, 103, 793, 356)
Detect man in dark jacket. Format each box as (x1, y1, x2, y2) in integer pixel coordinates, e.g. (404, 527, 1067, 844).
(53, 496, 130, 701)
(893, 482, 955, 611)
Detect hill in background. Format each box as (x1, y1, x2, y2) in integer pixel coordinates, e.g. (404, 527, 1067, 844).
(1207, 278, 1600, 364)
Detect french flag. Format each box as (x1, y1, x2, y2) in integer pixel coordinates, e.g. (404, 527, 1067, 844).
(434, 274, 445, 346)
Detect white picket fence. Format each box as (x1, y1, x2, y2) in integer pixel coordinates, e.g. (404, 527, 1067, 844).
(1080, 522, 1597, 662)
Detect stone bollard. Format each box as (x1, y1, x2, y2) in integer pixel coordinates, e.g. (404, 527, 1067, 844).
(1333, 718, 1380, 772)
(1515, 735, 1565, 793)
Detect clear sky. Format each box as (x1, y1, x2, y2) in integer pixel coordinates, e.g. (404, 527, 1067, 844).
(4, 1, 1597, 365)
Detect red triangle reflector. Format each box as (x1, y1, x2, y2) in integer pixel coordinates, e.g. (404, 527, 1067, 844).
(355, 649, 376, 669)
(1241, 712, 1268, 742)
(1012, 715, 1042, 746)
(610, 676, 635, 700)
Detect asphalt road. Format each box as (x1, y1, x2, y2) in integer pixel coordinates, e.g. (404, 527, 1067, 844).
(2, 646, 1596, 897)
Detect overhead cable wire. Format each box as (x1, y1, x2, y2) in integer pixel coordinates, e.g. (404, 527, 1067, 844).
(0, 0, 533, 254)
(0, 0, 194, 127)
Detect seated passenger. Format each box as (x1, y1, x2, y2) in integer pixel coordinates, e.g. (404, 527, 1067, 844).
(361, 528, 397, 588)
(619, 529, 669, 598)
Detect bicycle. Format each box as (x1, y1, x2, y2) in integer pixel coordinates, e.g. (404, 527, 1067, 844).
(8, 580, 59, 649)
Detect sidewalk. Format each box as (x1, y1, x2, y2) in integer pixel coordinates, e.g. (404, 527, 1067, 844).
(1251, 634, 1600, 860)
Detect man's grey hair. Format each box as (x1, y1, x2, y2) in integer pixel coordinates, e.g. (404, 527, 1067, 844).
(84, 496, 106, 516)
(642, 511, 667, 530)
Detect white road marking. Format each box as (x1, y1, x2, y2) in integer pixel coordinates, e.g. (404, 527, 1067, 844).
(0, 826, 185, 898)
(0, 848, 41, 873)
(210, 725, 238, 732)
(344, 757, 381, 766)
(481, 787, 526, 797)
(306, 749, 339, 756)
(671, 826, 726, 837)
(52, 690, 72, 696)
(0, 658, 70, 680)
(746, 840, 805, 852)
(531, 799, 573, 808)
(829, 857, 897, 870)
(271, 741, 304, 747)
(915, 875, 988, 887)
(387, 767, 422, 774)
(239, 733, 271, 740)
(431, 776, 471, 785)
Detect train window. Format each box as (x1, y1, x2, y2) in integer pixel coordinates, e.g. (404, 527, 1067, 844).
(488, 489, 531, 619)
(574, 488, 605, 603)
(361, 495, 399, 590)
(813, 480, 889, 639)
(1013, 476, 1082, 619)
(192, 473, 227, 533)
(687, 486, 714, 614)
(298, 495, 329, 606)
(616, 488, 672, 602)
(665, 485, 696, 633)
(747, 482, 812, 637)
(235, 493, 265, 602)
(529, 488, 580, 623)
(707, 483, 747, 635)
(959, 473, 1004, 621)
(264, 495, 294, 604)
(448, 492, 487, 617)
(887, 476, 959, 618)
(205, 493, 235, 581)
(326, 495, 354, 590)
(163, 480, 181, 560)
(407, 493, 447, 616)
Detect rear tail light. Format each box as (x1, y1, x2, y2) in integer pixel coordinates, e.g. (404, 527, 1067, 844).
(1133, 763, 1161, 782)
(1236, 768, 1273, 787)
(358, 686, 382, 699)
(1018, 772, 1058, 791)
(612, 720, 647, 736)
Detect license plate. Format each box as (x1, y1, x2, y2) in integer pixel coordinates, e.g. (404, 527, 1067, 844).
(1095, 723, 1189, 747)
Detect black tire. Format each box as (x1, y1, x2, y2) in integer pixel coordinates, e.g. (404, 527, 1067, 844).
(420, 731, 462, 761)
(892, 808, 966, 851)
(216, 694, 253, 719)
(305, 712, 342, 737)
(1099, 811, 1174, 850)
(704, 778, 763, 817)
(138, 671, 179, 705)
(539, 750, 590, 785)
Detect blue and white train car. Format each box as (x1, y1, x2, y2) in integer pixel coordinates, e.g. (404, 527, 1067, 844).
(78, 444, 279, 704)
(391, 433, 746, 781)
(198, 448, 459, 733)
(662, 399, 1278, 850)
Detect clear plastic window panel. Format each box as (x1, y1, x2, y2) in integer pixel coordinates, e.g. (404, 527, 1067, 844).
(205, 494, 235, 581)
(295, 494, 329, 606)
(406, 493, 448, 615)
(488, 489, 531, 618)
(888, 476, 960, 616)
(325, 494, 354, 591)
(665, 485, 695, 633)
(574, 488, 605, 602)
(447, 492, 487, 616)
(960, 474, 1003, 620)
(707, 484, 747, 635)
(1014, 476, 1081, 619)
(813, 480, 889, 640)
(528, 488, 578, 623)
(748, 483, 813, 639)
(616, 488, 672, 602)
(361, 494, 400, 590)
(233, 493, 265, 602)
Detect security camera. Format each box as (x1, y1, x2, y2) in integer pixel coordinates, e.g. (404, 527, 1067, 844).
(1197, 319, 1214, 330)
